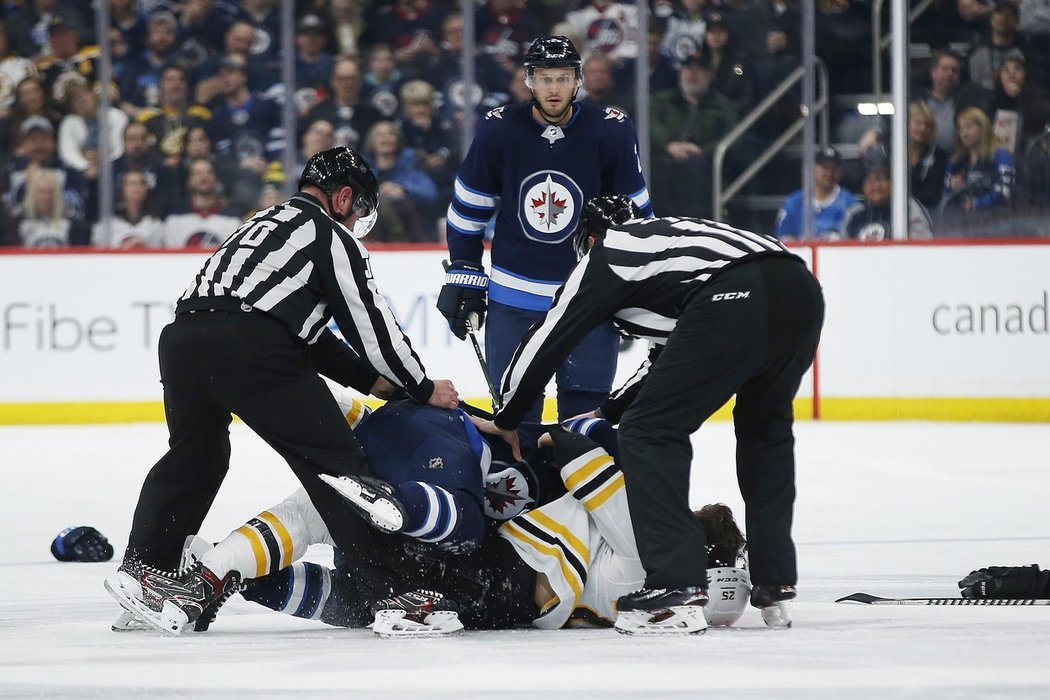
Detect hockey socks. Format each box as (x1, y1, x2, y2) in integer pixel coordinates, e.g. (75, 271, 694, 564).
(396, 481, 484, 552)
(240, 562, 333, 621)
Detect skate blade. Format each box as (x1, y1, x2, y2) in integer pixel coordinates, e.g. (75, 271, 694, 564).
(613, 606, 708, 636)
(104, 575, 183, 636)
(111, 609, 149, 632)
(319, 474, 405, 533)
(371, 610, 464, 638)
(760, 601, 792, 630)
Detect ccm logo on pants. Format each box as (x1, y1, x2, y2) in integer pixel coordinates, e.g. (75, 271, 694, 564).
(711, 291, 751, 301)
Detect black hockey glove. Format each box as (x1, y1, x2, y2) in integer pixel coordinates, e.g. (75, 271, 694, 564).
(958, 564, 1050, 599)
(51, 526, 114, 562)
(436, 260, 488, 340)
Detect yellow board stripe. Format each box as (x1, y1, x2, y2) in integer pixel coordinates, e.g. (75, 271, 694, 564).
(525, 510, 589, 564)
(582, 473, 625, 511)
(235, 525, 268, 578)
(258, 510, 294, 570)
(563, 454, 612, 491)
(503, 521, 582, 600)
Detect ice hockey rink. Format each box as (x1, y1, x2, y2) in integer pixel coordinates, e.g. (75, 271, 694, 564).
(2, 419, 1048, 698)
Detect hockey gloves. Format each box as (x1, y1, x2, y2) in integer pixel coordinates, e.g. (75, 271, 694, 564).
(437, 260, 488, 340)
(958, 564, 1050, 599)
(51, 526, 114, 562)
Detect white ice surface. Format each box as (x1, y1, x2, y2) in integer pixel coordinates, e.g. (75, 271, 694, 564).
(2, 421, 1049, 698)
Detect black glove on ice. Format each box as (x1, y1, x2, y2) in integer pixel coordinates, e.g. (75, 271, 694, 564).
(958, 564, 1050, 599)
(51, 526, 114, 562)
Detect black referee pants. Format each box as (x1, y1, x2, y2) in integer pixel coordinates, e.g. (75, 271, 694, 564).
(126, 310, 383, 570)
(617, 256, 825, 590)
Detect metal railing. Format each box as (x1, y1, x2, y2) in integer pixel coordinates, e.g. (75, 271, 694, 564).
(711, 58, 829, 219)
(872, 0, 937, 99)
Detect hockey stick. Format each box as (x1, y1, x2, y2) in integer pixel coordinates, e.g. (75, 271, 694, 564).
(466, 313, 502, 411)
(836, 592, 1050, 606)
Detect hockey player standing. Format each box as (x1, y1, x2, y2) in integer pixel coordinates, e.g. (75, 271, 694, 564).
(105, 146, 459, 635)
(472, 196, 825, 633)
(438, 36, 652, 422)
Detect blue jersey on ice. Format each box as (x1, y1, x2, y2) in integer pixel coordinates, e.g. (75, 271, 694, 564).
(446, 101, 652, 311)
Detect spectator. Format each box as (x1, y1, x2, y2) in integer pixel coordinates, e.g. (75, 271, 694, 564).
(57, 80, 129, 180)
(175, 0, 236, 60)
(565, 0, 641, 61)
(361, 0, 445, 71)
(113, 120, 166, 195)
(1, 117, 89, 230)
(920, 50, 966, 153)
(236, 0, 282, 68)
(362, 44, 405, 120)
(193, 20, 273, 105)
(294, 14, 335, 95)
(303, 58, 382, 151)
(329, 0, 366, 57)
(137, 64, 212, 169)
(988, 56, 1050, 156)
(1019, 0, 1050, 83)
(120, 11, 182, 115)
(701, 12, 754, 109)
(162, 124, 258, 217)
(296, 118, 336, 176)
(207, 55, 283, 168)
(475, 0, 544, 90)
(941, 106, 1016, 218)
(661, 0, 710, 65)
(968, 1, 1028, 91)
(908, 101, 951, 210)
(110, 0, 149, 60)
(398, 79, 458, 202)
(506, 64, 533, 105)
(0, 22, 39, 116)
(92, 169, 165, 248)
(649, 48, 738, 218)
(614, 18, 679, 95)
(15, 165, 87, 247)
(361, 120, 439, 242)
(580, 54, 631, 114)
(842, 164, 934, 241)
(423, 11, 510, 121)
(1, 77, 61, 159)
(7, 1, 88, 61)
(38, 14, 102, 112)
(775, 146, 858, 240)
(161, 157, 241, 248)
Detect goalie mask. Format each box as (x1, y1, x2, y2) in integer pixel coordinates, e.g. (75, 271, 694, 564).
(573, 195, 642, 258)
(299, 146, 380, 238)
(705, 567, 751, 626)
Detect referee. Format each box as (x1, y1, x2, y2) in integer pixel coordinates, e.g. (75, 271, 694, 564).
(115, 146, 459, 583)
(472, 195, 825, 633)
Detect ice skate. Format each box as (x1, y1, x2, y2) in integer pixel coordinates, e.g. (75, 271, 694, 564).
(751, 584, 796, 629)
(318, 473, 407, 533)
(369, 590, 463, 638)
(614, 587, 709, 636)
(107, 561, 241, 635)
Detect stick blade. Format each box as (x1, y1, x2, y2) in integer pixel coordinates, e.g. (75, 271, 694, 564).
(836, 592, 890, 605)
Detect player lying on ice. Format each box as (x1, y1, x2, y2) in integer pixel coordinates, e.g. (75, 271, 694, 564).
(108, 389, 763, 637)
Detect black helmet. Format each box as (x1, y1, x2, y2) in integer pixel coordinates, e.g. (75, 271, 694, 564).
(299, 146, 379, 220)
(573, 195, 641, 257)
(523, 36, 583, 77)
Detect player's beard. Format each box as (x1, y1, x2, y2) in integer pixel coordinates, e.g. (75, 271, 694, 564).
(534, 98, 573, 125)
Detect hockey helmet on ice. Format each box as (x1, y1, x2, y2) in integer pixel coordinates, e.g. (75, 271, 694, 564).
(573, 194, 641, 257)
(705, 567, 752, 626)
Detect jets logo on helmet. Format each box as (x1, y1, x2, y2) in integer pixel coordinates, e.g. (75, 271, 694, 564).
(518, 170, 583, 243)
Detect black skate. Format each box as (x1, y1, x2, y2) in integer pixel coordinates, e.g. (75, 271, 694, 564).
(614, 587, 709, 635)
(369, 589, 463, 638)
(318, 473, 408, 533)
(106, 561, 241, 635)
(751, 584, 797, 629)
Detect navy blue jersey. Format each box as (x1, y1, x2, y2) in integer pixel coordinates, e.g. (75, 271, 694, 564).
(446, 101, 652, 312)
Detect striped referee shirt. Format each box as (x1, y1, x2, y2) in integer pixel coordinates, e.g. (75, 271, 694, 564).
(493, 217, 798, 428)
(176, 193, 434, 403)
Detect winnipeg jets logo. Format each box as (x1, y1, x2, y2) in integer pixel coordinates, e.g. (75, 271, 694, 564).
(604, 107, 626, 122)
(518, 170, 583, 243)
(484, 464, 534, 520)
(426, 457, 444, 470)
(485, 106, 506, 120)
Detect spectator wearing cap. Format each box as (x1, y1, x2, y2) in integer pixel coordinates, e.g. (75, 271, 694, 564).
(1, 116, 90, 239)
(37, 13, 102, 111)
(701, 12, 754, 109)
(303, 57, 382, 151)
(968, 2, 1029, 91)
(648, 47, 738, 218)
(775, 147, 858, 240)
(57, 79, 129, 181)
(120, 11, 183, 116)
(295, 14, 336, 97)
(842, 164, 933, 241)
(205, 54, 283, 174)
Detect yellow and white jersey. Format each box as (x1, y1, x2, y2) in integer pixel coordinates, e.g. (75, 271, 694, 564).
(499, 439, 643, 629)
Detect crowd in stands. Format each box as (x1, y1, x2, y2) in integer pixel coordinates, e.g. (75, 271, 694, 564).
(1, 0, 1049, 249)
